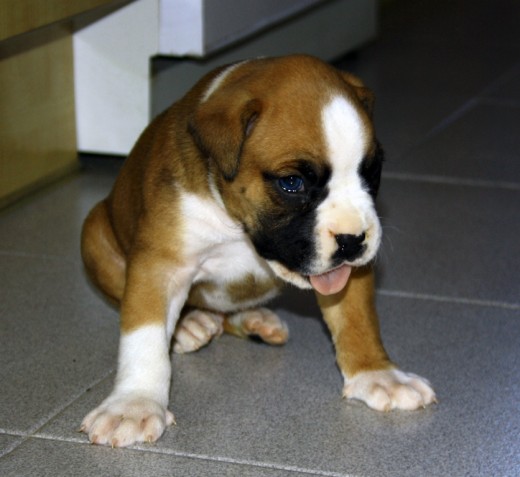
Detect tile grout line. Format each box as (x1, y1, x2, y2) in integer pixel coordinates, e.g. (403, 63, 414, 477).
(382, 171, 520, 190)
(3, 432, 359, 477)
(476, 97, 520, 109)
(146, 449, 359, 477)
(390, 60, 520, 171)
(388, 98, 479, 163)
(32, 368, 116, 433)
(0, 434, 25, 459)
(415, 98, 480, 145)
(476, 60, 520, 98)
(434, 61, 520, 135)
(1, 250, 517, 311)
(0, 370, 116, 459)
(378, 289, 520, 310)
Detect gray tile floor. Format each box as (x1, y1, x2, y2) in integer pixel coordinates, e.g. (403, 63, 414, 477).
(1, 1, 519, 475)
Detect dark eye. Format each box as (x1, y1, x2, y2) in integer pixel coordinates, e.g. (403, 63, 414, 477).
(278, 175, 305, 194)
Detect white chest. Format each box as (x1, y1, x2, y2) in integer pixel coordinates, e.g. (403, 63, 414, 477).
(179, 191, 280, 311)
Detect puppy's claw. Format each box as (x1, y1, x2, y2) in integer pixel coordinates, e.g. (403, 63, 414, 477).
(166, 411, 176, 426)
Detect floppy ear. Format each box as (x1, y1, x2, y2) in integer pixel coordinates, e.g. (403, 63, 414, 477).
(340, 71, 375, 118)
(189, 96, 262, 181)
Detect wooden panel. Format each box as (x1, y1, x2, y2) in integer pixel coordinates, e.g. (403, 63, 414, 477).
(0, 25, 77, 207)
(0, 0, 121, 41)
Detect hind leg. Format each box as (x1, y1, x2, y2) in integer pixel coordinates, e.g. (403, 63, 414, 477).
(81, 200, 126, 304)
(173, 309, 224, 354)
(173, 307, 289, 353)
(224, 308, 289, 345)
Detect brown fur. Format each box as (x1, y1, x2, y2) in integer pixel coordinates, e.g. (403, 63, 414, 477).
(316, 266, 393, 377)
(82, 54, 389, 378)
(225, 274, 281, 304)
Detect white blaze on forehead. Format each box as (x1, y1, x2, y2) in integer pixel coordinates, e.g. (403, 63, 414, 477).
(201, 60, 249, 103)
(321, 94, 369, 210)
(322, 95, 367, 171)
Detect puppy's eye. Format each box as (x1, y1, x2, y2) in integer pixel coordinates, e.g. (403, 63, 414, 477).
(278, 175, 305, 194)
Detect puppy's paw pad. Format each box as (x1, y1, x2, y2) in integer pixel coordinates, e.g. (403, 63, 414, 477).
(80, 395, 174, 447)
(343, 369, 436, 412)
(173, 310, 224, 354)
(228, 308, 289, 345)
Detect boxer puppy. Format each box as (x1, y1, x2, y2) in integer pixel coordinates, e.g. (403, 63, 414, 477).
(80, 55, 436, 447)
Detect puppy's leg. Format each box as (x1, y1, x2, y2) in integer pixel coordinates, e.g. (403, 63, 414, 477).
(224, 308, 289, 345)
(81, 255, 194, 447)
(316, 266, 436, 411)
(81, 200, 126, 304)
(173, 310, 224, 354)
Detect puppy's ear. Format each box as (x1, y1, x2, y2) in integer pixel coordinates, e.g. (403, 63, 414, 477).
(340, 71, 374, 118)
(189, 96, 262, 181)
(360, 141, 384, 198)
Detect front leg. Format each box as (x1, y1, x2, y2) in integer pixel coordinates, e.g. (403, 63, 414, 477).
(81, 256, 193, 447)
(316, 266, 436, 411)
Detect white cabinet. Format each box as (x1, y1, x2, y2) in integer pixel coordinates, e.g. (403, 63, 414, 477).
(74, 0, 377, 155)
(160, 0, 324, 57)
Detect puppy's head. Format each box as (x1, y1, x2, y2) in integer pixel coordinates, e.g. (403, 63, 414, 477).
(189, 55, 383, 295)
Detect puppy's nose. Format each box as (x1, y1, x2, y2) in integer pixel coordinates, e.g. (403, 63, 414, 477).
(335, 232, 366, 261)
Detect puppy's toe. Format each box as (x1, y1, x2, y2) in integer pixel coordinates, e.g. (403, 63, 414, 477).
(225, 308, 289, 345)
(173, 310, 224, 354)
(343, 369, 437, 411)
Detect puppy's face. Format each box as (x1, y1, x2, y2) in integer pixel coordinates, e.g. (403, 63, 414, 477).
(190, 56, 383, 294)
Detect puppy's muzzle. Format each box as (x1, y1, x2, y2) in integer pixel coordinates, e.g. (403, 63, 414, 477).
(334, 232, 366, 262)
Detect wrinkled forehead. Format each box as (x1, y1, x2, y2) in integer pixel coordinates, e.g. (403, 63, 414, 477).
(203, 58, 372, 169)
(251, 91, 372, 175)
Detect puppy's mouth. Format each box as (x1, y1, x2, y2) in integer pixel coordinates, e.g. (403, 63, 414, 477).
(267, 260, 352, 296)
(308, 264, 352, 296)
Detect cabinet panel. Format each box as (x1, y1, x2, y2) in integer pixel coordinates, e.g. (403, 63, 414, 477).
(0, 0, 121, 41)
(0, 27, 77, 206)
(159, 0, 323, 57)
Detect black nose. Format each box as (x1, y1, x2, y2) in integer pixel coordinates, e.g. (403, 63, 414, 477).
(334, 233, 366, 261)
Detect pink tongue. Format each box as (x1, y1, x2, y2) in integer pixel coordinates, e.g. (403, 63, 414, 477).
(309, 264, 352, 296)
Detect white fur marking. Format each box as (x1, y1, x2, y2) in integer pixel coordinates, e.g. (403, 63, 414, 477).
(165, 267, 196, 338)
(201, 60, 249, 103)
(322, 95, 367, 171)
(179, 191, 279, 311)
(114, 325, 171, 402)
(313, 95, 381, 271)
(267, 260, 312, 290)
(81, 325, 174, 447)
(180, 191, 243, 247)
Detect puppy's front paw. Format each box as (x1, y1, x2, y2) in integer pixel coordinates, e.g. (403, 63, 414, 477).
(80, 394, 175, 447)
(173, 310, 224, 354)
(343, 369, 437, 412)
